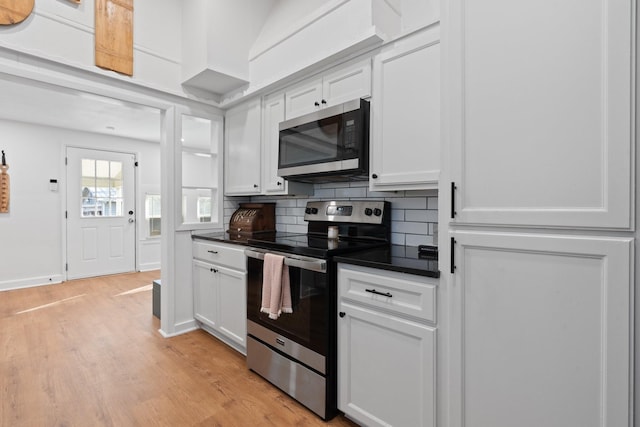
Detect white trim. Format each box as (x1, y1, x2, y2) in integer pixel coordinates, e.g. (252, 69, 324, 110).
(0, 275, 63, 292)
(139, 262, 161, 272)
(158, 321, 199, 338)
(249, 0, 350, 62)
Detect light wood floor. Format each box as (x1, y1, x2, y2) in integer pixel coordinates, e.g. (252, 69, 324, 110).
(0, 271, 358, 427)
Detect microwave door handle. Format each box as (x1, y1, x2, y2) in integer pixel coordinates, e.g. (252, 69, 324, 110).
(244, 248, 326, 273)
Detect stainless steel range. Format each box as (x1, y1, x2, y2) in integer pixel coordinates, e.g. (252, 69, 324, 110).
(244, 200, 390, 420)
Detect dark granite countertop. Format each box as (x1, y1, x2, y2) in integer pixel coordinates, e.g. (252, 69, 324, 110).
(192, 231, 254, 246)
(334, 245, 440, 278)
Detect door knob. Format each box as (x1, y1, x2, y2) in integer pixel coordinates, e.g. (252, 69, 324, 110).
(128, 210, 134, 215)
(128, 218, 135, 223)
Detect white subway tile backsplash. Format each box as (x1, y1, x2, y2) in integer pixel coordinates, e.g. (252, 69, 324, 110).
(387, 197, 427, 209)
(405, 209, 430, 222)
(286, 224, 308, 233)
(393, 221, 429, 235)
(313, 188, 336, 198)
(335, 187, 367, 198)
(406, 233, 432, 246)
(391, 233, 406, 245)
(391, 209, 405, 221)
(427, 197, 438, 210)
(249, 183, 439, 248)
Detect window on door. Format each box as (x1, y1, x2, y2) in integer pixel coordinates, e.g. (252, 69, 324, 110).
(81, 158, 124, 217)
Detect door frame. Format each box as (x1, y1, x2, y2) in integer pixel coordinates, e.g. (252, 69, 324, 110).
(64, 145, 139, 280)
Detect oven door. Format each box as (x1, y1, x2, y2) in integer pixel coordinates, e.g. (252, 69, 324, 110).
(245, 248, 331, 368)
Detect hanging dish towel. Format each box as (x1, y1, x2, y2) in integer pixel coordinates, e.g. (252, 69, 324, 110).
(260, 253, 292, 319)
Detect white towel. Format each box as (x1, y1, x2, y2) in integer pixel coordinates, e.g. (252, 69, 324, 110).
(260, 253, 293, 319)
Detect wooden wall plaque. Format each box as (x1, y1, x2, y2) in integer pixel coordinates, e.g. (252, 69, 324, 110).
(0, 165, 9, 213)
(0, 0, 34, 25)
(95, 0, 133, 76)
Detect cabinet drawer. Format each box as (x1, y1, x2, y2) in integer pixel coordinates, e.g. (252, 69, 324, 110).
(338, 264, 437, 323)
(192, 240, 246, 271)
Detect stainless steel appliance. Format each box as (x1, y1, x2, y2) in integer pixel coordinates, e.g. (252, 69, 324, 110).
(245, 200, 390, 420)
(278, 99, 370, 183)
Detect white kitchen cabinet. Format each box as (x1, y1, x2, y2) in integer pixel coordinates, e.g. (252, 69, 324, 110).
(448, 231, 632, 427)
(261, 92, 313, 196)
(370, 26, 440, 191)
(285, 58, 371, 119)
(192, 240, 247, 354)
(224, 97, 262, 195)
(446, 0, 633, 229)
(441, 2, 636, 426)
(337, 264, 437, 427)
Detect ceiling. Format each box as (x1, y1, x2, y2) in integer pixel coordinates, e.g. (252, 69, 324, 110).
(0, 76, 162, 143)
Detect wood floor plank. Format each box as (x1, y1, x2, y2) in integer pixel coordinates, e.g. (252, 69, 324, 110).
(0, 271, 358, 426)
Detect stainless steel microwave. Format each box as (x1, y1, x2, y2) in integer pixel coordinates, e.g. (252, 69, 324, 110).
(278, 98, 369, 183)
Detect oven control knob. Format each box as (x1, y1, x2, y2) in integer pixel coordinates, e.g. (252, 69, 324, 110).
(311, 207, 318, 214)
(374, 208, 382, 216)
(364, 208, 373, 216)
(305, 208, 312, 214)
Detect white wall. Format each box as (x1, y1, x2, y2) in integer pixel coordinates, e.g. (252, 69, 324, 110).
(0, 119, 161, 291)
(0, 0, 185, 98)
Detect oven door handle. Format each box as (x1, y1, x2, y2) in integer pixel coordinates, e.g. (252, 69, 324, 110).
(244, 248, 327, 273)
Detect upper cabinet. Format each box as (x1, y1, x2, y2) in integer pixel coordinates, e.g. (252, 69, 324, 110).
(224, 95, 313, 197)
(224, 98, 262, 196)
(285, 59, 372, 120)
(176, 110, 224, 231)
(370, 26, 441, 192)
(261, 92, 313, 196)
(446, 0, 633, 229)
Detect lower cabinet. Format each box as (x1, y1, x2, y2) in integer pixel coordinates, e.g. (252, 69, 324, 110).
(337, 264, 437, 427)
(449, 231, 633, 427)
(193, 240, 247, 354)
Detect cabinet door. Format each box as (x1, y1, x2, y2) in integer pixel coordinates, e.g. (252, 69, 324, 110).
(446, 0, 633, 229)
(370, 28, 440, 191)
(216, 265, 247, 349)
(224, 98, 262, 195)
(285, 77, 323, 119)
(338, 301, 436, 427)
(449, 231, 632, 427)
(322, 59, 371, 108)
(193, 259, 218, 328)
(262, 92, 288, 194)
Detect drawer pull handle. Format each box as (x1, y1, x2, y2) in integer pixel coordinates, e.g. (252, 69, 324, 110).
(276, 338, 285, 346)
(365, 288, 392, 298)
(207, 250, 218, 254)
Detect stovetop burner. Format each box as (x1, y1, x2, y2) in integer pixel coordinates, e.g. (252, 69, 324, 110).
(247, 233, 388, 258)
(247, 200, 391, 258)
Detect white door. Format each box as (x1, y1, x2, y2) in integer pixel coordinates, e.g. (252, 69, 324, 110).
(66, 147, 136, 279)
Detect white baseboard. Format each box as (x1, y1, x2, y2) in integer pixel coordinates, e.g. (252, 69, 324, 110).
(0, 275, 63, 292)
(139, 262, 161, 272)
(158, 319, 198, 338)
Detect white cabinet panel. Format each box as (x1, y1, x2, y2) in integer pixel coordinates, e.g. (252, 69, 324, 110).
(370, 27, 440, 191)
(338, 302, 436, 427)
(217, 265, 247, 348)
(447, 0, 633, 229)
(224, 98, 262, 195)
(261, 92, 313, 196)
(193, 259, 217, 328)
(449, 231, 632, 427)
(285, 59, 371, 120)
(285, 78, 323, 119)
(322, 59, 372, 108)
